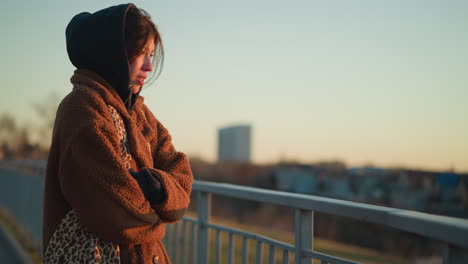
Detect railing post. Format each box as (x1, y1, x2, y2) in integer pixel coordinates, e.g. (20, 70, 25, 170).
(294, 209, 313, 264)
(197, 191, 211, 264)
(443, 243, 468, 264)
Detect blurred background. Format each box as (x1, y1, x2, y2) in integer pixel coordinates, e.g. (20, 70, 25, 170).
(1, 0, 467, 263)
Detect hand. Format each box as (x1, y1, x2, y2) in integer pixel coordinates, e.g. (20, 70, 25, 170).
(129, 168, 166, 206)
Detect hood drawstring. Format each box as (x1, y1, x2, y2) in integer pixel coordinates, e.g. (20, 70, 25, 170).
(125, 87, 133, 111)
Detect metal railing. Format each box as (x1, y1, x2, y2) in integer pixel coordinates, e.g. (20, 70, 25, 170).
(1, 160, 468, 264)
(163, 181, 468, 264)
(0, 160, 44, 248)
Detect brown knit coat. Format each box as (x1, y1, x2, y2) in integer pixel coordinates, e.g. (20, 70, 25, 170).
(43, 69, 193, 263)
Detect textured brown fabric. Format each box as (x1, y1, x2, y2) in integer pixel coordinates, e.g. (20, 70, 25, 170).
(43, 69, 193, 263)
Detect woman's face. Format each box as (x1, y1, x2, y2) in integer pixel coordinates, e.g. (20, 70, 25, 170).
(128, 39, 155, 94)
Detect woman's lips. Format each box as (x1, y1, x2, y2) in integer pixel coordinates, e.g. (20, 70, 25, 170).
(133, 78, 145, 86)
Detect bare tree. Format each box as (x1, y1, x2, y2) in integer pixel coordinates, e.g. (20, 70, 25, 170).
(0, 113, 36, 158)
(0, 113, 17, 149)
(0, 113, 16, 158)
(31, 93, 60, 150)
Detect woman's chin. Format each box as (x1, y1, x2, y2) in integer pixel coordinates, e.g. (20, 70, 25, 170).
(131, 85, 141, 94)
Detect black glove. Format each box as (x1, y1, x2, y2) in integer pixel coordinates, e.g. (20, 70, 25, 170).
(129, 168, 166, 206)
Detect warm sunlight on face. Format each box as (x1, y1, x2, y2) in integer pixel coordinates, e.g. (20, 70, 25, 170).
(129, 39, 155, 94)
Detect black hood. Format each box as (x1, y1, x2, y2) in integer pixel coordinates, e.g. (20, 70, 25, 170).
(66, 3, 140, 111)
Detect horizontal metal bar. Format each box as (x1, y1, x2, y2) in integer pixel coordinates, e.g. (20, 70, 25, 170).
(302, 249, 361, 264)
(0, 159, 47, 169)
(182, 217, 197, 224)
(193, 181, 468, 248)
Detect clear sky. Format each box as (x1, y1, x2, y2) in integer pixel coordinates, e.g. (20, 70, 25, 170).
(2, 0, 467, 171)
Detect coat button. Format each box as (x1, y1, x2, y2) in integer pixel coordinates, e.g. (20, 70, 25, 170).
(153, 255, 159, 264)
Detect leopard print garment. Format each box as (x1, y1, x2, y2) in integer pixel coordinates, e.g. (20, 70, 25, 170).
(44, 105, 132, 263)
(43, 211, 120, 264)
(108, 105, 132, 169)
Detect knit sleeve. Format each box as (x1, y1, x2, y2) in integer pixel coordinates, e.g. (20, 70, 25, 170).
(58, 104, 163, 245)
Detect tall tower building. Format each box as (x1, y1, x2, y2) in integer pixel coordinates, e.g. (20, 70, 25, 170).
(217, 125, 252, 163)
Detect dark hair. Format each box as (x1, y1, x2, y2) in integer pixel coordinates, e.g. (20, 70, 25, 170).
(124, 7, 164, 87)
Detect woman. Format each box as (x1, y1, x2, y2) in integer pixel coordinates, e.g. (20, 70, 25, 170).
(42, 3, 193, 264)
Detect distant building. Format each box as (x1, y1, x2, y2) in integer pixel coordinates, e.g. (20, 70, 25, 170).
(217, 124, 251, 163)
(326, 178, 352, 200)
(273, 167, 317, 194)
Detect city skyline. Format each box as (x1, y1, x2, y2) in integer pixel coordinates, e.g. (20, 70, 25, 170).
(1, 0, 467, 172)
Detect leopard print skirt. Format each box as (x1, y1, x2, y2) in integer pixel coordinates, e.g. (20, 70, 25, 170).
(43, 210, 120, 264)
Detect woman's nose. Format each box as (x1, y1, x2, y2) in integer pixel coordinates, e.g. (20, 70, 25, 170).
(142, 56, 153, 72)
